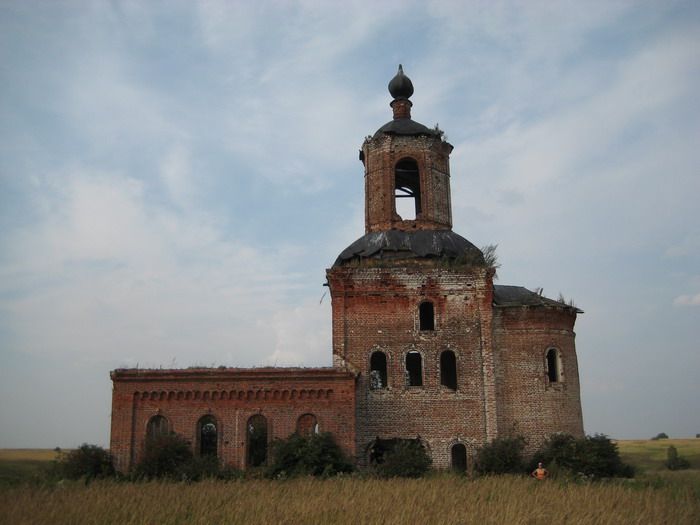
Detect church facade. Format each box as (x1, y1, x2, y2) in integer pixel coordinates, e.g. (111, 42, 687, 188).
(110, 67, 584, 473)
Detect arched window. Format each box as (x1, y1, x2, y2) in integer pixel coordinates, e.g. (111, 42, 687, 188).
(394, 158, 421, 220)
(247, 415, 268, 468)
(451, 443, 467, 471)
(440, 350, 457, 390)
(297, 414, 319, 435)
(370, 351, 388, 389)
(198, 415, 217, 457)
(546, 348, 561, 382)
(405, 351, 423, 386)
(146, 415, 169, 440)
(419, 301, 435, 331)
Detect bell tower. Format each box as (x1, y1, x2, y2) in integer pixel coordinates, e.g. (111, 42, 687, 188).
(327, 66, 499, 468)
(361, 65, 454, 233)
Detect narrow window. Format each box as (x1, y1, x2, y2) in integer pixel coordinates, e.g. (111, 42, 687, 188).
(546, 348, 560, 382)
(297, 414, 319, 435)
(405, 351, 423, 386)
(394, 158, 421, 220)
(247, 415, 268, 468)
(451, 443, 467, 471)
(146, 415, 169, 439)
(370, 351, 388, 389)
(198, 415, 217, 457)
(440, 350, 457, 390)
(419, 301, 435, 331)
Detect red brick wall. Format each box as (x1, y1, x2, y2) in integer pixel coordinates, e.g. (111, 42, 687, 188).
(493, 306, 584, 451)
(110, 368, 356, 473)
(327, 265, 497, 468)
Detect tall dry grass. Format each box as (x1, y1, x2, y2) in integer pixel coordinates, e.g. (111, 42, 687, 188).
(1, 474, 698, 525)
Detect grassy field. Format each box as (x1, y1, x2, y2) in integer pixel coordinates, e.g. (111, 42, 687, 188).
(0, 442, 698, 524)
(0, 449, 62, 485)
(0, 474, 698, 525)
(616, 438, 700, 471)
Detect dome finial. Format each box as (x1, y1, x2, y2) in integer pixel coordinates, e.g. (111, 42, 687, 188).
(388, 64, 414, 101)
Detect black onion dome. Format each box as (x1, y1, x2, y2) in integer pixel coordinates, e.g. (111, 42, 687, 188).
(373, 65, 439, 139)
(333, 230, 484, 267)
(388, 64, 414, 100)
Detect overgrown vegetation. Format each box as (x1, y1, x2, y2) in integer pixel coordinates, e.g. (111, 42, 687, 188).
(474, 435, 526, 475)
(556, 292, 578, 308)
(265, 432, 354, 478)
(371, 440, 432, 479)
(432, 123, 447, 141)
(531, 434, 634, 479)
(135, 432, 239, 481)
(470, 433, 635, 479)
(665, 445, 691, 471)
(52, 444, 115, 481)
(135, 433, 194, 479)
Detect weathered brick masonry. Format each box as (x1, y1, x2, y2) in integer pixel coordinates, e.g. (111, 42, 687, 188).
(110, 368, 355, 473)
(110, 66, 584, 472)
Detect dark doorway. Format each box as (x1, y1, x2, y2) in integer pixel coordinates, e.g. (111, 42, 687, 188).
(247, 415, 268, 468)
(451, 443, 467, 471)
(199, 416, 217, 457)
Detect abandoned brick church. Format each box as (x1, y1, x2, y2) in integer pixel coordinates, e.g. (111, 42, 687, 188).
(110, 67, 584, 473)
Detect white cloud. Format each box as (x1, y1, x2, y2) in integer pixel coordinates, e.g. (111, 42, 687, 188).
(258, 297, 333, 367)
(0, 167, 315, 367)
(673, 293, 700, 307)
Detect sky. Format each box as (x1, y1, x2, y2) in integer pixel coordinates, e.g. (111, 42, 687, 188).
(1, 0, 698, 448)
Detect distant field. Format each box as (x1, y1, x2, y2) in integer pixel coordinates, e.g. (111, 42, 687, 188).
(616, 438, 700, 471)
(0, 449, 62, 484)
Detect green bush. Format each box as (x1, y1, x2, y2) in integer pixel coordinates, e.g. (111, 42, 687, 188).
(665, 445, 691, 471)
(474, 436, 526, 475)
(53, 444, 115, 480)
(266, 432, 354, 478)
(373, 440, 432, 479)
(532, 434, 633, 478)
(651, 432, 669, 440)
(135, 432, 194, 479)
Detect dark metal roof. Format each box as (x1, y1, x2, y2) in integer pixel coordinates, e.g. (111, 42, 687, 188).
(373, 117, 437, 139)
(493, 285, 582, 312)
(334, 230, 484, 266)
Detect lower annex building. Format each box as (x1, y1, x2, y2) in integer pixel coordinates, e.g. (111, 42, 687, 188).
(110, 67, 584, 473)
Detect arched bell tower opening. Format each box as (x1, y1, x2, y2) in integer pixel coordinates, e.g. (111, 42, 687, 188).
(394, 158, 421, 220)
